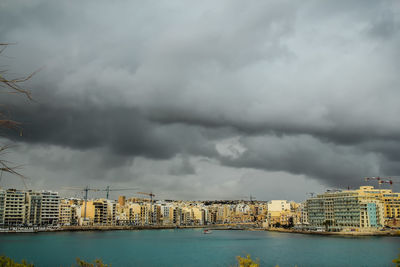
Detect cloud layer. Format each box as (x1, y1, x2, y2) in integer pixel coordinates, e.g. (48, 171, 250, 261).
(1, 0, 400, 199)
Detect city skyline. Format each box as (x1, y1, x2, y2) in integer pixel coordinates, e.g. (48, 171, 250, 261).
(1, 0, 400, 201)
(1, 184, 398, 230)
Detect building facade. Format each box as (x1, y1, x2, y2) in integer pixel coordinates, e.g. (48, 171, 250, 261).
(306, 187, 386, 231)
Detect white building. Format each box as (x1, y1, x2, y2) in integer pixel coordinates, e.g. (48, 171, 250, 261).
(40, 191, 60, 225)
(267, 200, 291, 212)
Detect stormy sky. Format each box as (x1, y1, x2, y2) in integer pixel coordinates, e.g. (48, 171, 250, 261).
(1, 0, 400, 201)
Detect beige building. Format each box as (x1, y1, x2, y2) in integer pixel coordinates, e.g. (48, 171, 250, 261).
(40, 191, 60, 225)
(25, 191, 42, 226)
(1, 189, 25, 226)
(267, 200, 291, 212)
(81, 199, 116, 225)
(265, 200, 300, 228)
(355, 186, 400, 227)
(306, 186, 386, 231)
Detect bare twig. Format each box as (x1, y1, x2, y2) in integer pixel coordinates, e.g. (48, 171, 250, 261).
(0, 43, 35, 186)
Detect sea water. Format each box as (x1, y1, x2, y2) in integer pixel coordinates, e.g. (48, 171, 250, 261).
(0, 229, 398, 267)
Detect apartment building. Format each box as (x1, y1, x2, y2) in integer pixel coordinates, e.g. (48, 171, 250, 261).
(0, 189, 5, 226)
(82, 199, 116, 225)
(40, 191, 60, 225)
(306, 187, 386, 231)
(2, 189, 26, 226)
(25, 191, 42, 226)
(267, 200, 291, 212)
(59, 199, 75, 226)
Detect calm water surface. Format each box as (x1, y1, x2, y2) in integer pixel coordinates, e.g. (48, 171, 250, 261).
(0, 229, 398, 267)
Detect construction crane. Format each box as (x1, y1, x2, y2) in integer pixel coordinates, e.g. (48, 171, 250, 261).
(364, 177, 384, 188)
(326, 189, 340, 192)
(364, 176, 383, 182)
(63, 186, 100, 222)
(307, 192, 316, 198)
(137, 192, 155, 203)
(137, 192, 156, 225)
(102, 186, 139, 199)
(365, 176, 399, 188)
(378, 179, 398, 186)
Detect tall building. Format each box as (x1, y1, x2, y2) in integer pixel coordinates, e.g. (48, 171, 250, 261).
(118, 196, 126, 207)
(82, 199, 115, 225)
(306, 186, 386, 231)
(2, 189, 26, 226)
(39, 191, 60, 225)
(265, 200, 299, 227)
(25, 191, 42, 226)
(59, 199, 79, 226)
(0, 189, 5, 226)
(354, 186, 400, 227)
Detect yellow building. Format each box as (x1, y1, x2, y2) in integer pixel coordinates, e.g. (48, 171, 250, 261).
(81, 199, 116, 226)
(59, 199, 72, 226)
(118, 196, 126, 207)
(356, 186, 400, 227)
(191, 207, 205, 225)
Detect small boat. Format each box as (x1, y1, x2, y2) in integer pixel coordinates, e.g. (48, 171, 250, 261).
(203, 229, 212, 234)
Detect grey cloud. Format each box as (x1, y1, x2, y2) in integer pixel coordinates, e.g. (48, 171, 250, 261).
(218, 135, 382, 188)
(4, 98, 218, 161)
(168, 156, 196, 176)
(367, 8, 400, 39)
(1, 0, 400, 196)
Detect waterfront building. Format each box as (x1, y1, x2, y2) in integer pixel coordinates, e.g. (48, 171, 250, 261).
(191, 207, 205, 225)
(353, 186, 400, 227)
(0, 189, 60, 227)
(151, 204, 161, 225)
(1, 187, 290, 228)
(59, 199, 79, 226)
(25, 191, 42, 226)
(299, 202, 308, 226)
(129, 203, 141, 225)
(40, 191, 60, 225)
(140, 203, 151, 225)
(59, 199, 72, 226)
(118, 196, 126, 206)
(107, 200, 117, 225)
(306, 186, 386, 231)
(382, 192, 400, 227)
(206, 208, 216, 224)
(2, 189, 26, 226)
(267, 200, 291, 212)
(0, 189, 5, 226)
(183, 208, 192, 225)
(116, 202, 141, 225)
(159, 204, 173, 225)
(82, 199, 115, 225)
(265, 200, 300, 228)
(173, 207, 182, 225)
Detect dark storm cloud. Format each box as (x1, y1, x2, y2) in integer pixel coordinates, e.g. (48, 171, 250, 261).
(168, 156, 196, 176)
(1, 0, 400, 193)
(4, 98, 217, 161)
(219, 135, 381, 188)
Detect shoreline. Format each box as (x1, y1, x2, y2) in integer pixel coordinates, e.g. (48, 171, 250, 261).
(1, 225, 399, 237)
(0, 224, 253, 234)
(265, 227, 400, 237)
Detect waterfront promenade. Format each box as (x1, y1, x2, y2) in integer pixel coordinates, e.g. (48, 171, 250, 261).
(265, 227, 400, 237)
(2, 223, 399, 237)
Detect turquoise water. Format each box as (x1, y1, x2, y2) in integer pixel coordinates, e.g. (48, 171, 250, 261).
(0, 229, 399, 267)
